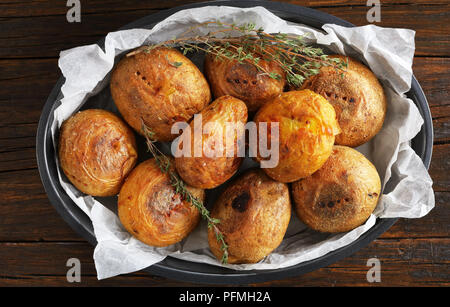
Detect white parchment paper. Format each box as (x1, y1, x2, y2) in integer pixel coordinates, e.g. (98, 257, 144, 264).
(50, 6, 434, 279)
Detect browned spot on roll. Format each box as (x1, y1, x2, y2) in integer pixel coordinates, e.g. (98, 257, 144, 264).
(231, 191, 251, 213)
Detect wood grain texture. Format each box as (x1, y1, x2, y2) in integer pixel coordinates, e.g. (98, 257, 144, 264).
(0, 2, 448, 58)
(2, 0, 448, 18)
(0, 0, 448, 287)
(0, 239, 448, 286)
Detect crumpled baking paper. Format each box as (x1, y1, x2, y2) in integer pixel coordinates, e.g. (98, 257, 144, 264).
(50, 6, 434, 279)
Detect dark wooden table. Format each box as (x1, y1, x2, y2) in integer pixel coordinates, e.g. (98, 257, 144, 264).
(0, 0, 448, 287)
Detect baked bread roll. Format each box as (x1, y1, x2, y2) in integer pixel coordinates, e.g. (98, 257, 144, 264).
(118, 159, 204, 247)
(292, 145, 381, 233)
(208, 169, 291, 264)
(204, 53, 286, 112)
(254, 89, 341, 183)
(301, 55, 386, 147)
(110, 47, 211, 141)
(58, 109, 137, 197)
(175, 95, 247, 189)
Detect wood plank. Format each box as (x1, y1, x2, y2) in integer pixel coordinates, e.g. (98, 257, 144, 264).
(432, 143, 449, 186)
(0, 274, 185, 287)
(0, 123, 38, 140)
(1, 262, 447, 286)
(0, 167, 84, 242)
(257, 264, 449, 286)
(413, 57, 449, 109)
(286, 0, 450, 5)
(0, 199, 86, 243)
(0, 146, 36, 173)
(0, 136, 36, 153)
(317, 4, 449, 57)
(0, 238, 448, 286)
(0, 58, 58, 126)
(0, 0, 448, 18)
(429, 143, 450, 192)
(0, 4, 448, 58)
(433, 118, 450, 144)
(0, 0, 205, 17)
(412, 57, 450, 144)
(0, 11, 158, 59)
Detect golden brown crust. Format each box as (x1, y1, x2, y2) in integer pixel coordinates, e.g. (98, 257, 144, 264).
(301, 55, 386, 147)
(175, 95, 248, 189)
(204, 53, 286, 112)
(292, 145, 381, 233)
(58, 109, 137, 197)
(254, 90, 340, 183)
(118, 159, 204, 247)
(110, 47, 211, 141)
(208, 169, 291, 264)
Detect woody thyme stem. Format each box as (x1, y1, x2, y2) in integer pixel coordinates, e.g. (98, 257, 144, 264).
(141, 121, 229, 264)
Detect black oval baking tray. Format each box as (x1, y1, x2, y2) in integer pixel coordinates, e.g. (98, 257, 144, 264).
(36, 0, 433, 284)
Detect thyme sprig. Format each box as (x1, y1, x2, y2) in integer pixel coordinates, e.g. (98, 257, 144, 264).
(127, 21, 347, 87)
(141, 122, 229, 264)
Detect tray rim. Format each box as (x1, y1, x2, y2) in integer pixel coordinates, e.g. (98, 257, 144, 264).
(36, 0, 433, 285)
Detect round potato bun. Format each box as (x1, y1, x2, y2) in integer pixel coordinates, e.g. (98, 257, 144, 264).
(208, 169, 291, 264)
(110, 47, 211, 141)
(292, 145, 381, 233)
(175, 95, 248, 189)
(301, 55, 386, 147)
(118, 159, 204, 247)
(58, 109, 137, 197)
(204, 52, 286, 112)
(254, 89, 341, 183)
